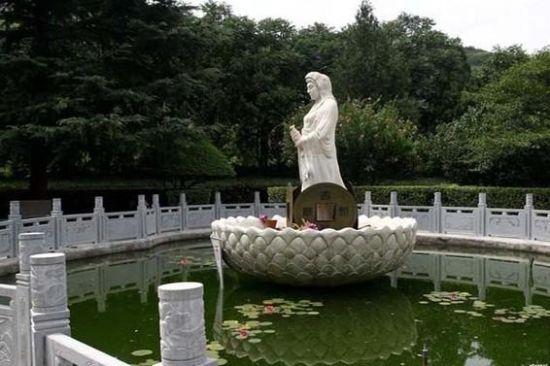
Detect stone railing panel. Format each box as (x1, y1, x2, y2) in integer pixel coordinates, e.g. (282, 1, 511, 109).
(221, 203, 254, 219)
(0, 284, 18, 366)
(486, 208, 526, 239)
(371, 205, 391, 218)
(187, 205, 216, 229)
(61, 214, 97, 247)
(160, 207, 181, 233)
(259, 203, 286, 218)
(442, 207, 478, 235)
(105, 211, 139, 241)
(46, 333, 131, 366)
(532, 210, 550, 241)
(146, 209, 157, 236)
(0, 221, 12, 258)
(20, 217, 56, 249)
(398, 206, 434, 232)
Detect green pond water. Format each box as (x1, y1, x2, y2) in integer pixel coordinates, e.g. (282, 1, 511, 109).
(66, 241, 550, 366)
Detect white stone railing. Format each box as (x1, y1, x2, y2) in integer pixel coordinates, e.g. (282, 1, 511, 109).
(0, 191, 287, 260)
(2, 190, 550, 261)
(361, 191, 550, 241)
(45, 334, 131, 366)
(1, 232, 215, 366)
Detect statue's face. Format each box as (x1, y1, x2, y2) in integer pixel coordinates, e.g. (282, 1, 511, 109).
(307, 81, 320, 101)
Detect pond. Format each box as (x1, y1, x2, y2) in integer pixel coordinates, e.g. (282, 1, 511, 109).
(66, 240, 550, 366)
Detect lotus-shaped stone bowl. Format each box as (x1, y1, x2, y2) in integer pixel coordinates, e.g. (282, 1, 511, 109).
(211, 215, 417, 286)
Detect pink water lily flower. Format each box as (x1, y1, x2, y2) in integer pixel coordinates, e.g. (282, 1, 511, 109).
(259, 214, 268, 224)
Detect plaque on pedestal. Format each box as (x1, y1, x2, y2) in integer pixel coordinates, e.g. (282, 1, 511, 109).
(289, 183, 357, 230)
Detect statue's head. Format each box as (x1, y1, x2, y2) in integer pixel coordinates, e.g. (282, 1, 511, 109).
(305, 72, 333, 101)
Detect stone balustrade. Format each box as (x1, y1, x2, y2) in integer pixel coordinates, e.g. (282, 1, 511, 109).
(0, 191, 550, 263)
(0, 233, 215, 366)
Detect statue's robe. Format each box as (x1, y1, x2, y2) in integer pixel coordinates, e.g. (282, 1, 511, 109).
(298, 96, 346, 191)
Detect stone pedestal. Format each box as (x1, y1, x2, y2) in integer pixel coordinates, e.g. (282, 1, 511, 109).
(30, 253, 70, 366)
(156, 282, 215, 366)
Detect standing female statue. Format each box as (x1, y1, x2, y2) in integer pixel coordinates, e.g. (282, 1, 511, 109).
(290, 72, 346, 191)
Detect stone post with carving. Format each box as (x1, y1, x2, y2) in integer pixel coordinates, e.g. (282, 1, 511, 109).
(433, 192, 442, 233)
(94, 196, 105, 243)
(51, 198, 63, 249)
(477, 193, 487, 236)
(389, 191, 399, 218)
(253, 191, 261, 217)
(362, 191, 372, 217)
(8, 200, 21, 258)
(16, 232, 49, 366)
(153, 194, 161, 234)
(137, 195, 147, 239)
(30, 252, 70, 366)
(180, 193, 188, 231)
(524, 193, 534, 240)
(214, 192, 222, 220)
(156, 282, 216, 366)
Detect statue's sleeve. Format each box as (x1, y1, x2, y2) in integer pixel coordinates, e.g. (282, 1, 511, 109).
(300, 99, 338, 154)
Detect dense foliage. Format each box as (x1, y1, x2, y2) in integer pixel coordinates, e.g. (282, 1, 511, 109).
(283, 100, 418, 184)
(427, 51, 550, 185)
(0, 0, 549, 196)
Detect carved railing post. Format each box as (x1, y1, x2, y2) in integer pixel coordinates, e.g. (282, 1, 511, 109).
(137, 195, 147, 239)
(156, 283, 215, 366)
(30, 253, 70, 366)
(214, 192, 222, 220)
(17, 232, 49, 366)
(524, 193, 534, 240)
(94, 196, 105, 243)
(180, 193, 188, 231)
(153, 194, 161, 234)
(253, 191, 261, 217)
(362, 191, 372, 217)
(433, 192, 442, 233)
(477, 193, 487, 236)
(389, 191, 398, 218)
(51, 198, 63, 249)
(9, 200, 21, 258)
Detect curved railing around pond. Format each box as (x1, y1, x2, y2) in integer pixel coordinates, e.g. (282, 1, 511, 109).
(1, 190, 549, 260)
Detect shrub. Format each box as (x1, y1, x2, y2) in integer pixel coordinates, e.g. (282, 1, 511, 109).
(268, 185, 550, 209)
(282, 99, 419, 184)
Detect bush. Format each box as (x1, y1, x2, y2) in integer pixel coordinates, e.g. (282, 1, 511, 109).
(268, 185, 550, 209)
(282, 100, 419, 184)
(426, 51, 550, 186)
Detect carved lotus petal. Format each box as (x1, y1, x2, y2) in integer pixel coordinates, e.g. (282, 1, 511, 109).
(212, 215, 416, 286)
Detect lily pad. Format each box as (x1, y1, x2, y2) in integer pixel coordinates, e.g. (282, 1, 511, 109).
(131, 350, 153, 357)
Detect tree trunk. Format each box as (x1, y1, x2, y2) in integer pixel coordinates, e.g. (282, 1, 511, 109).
(29, 147, 48, 198)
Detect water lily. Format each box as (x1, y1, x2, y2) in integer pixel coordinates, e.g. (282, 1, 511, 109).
(178, 257, 192, 265)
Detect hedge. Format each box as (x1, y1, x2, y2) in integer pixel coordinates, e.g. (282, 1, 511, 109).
(0, 178, 298, 217)
(268, 185, 550, 210)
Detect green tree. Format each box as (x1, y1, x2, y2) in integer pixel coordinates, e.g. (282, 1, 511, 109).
(0, 0, 233, 195)
(383, 14, 470, 131)
(334, 1, 408, 101)
(427, 51, 550, 185)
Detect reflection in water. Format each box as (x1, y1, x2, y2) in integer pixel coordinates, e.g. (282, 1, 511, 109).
(67, 246, 215, 312)
(67, 247, 550, 311)
(213, 284, 417, 366)
(66, 244, 550, 365)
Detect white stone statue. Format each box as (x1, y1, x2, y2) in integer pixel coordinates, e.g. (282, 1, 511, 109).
(290, 72, 346, 191)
